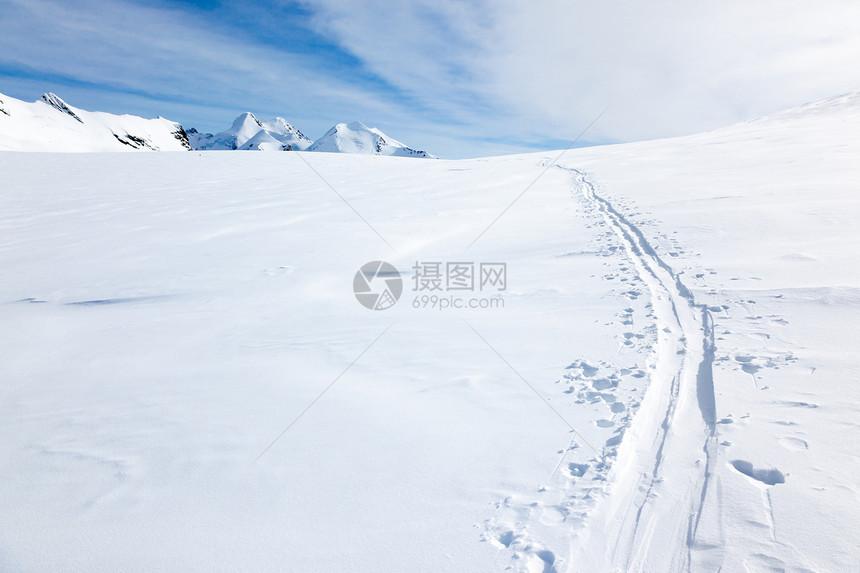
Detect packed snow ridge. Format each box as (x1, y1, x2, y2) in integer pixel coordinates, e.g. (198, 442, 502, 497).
(0, 91, 433, 156)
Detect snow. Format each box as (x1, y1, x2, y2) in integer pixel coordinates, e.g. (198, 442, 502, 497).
(307, 121, 435, 157)
(238, 130, 287, 151)
(561, 91, 860, 572)
(190, 112, 312, 151)
(1, 92, 859, 572)
(227, 112, 265, 144)
(0, 92, 190, 152)
(261, 116, 313, 149)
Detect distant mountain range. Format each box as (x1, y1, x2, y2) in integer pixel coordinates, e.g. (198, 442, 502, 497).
(188, 112, 312, 151)
(0, 91, 434, 157)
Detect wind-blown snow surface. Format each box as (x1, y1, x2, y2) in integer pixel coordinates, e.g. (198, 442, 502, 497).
(1, 93, 859, 572)
(308, 121, 434, 157)
(0, 92, 190, 152)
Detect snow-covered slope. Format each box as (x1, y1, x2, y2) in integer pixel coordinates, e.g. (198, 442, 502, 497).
(1, 92, 858, 572)
(260, 117, 313, 150)
(558, 91, 860, 572)
(189, 112, 312, 151)
(236, 130, 286, 151)
(308, 121, 434, 157)
(0, 92, 190, 152)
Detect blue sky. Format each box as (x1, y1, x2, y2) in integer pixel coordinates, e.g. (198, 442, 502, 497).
(1, 0, 860, 158)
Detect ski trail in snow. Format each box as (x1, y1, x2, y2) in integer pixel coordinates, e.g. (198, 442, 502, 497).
(563, 168, 724, 572)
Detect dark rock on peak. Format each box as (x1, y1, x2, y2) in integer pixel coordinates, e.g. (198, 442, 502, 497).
(41, 93, 83, 124)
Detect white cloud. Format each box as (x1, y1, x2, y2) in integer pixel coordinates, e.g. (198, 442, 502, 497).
(0, 0, 432, 141)
(300, 0, 860, 144)
(2, 0, 859, 157)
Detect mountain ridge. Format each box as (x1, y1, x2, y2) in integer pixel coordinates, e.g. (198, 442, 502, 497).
(0, 92, 434, 157)
(0, 91, 190, 152)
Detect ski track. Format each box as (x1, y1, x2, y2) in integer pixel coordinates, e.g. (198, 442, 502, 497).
(562, 167, 723, 572)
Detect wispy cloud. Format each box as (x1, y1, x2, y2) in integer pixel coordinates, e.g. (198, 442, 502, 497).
(1, 0, 859, 157)
(0, 0, 439, 147)
(300, 0, 860, 144)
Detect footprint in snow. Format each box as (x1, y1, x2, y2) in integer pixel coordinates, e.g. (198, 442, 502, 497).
(730, 460, 785, 485)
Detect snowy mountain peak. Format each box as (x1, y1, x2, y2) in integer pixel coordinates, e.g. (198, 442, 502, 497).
(40, 92, 83, 123)
(0, 91, 190, 152)
(4, 92, 432, 156)
(189, 112, 313, 151)
(231, 112, 263, 131)
(262, 117, 296, 134)
(308, 121, 434, 158)
(260, 116, 312, 144)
